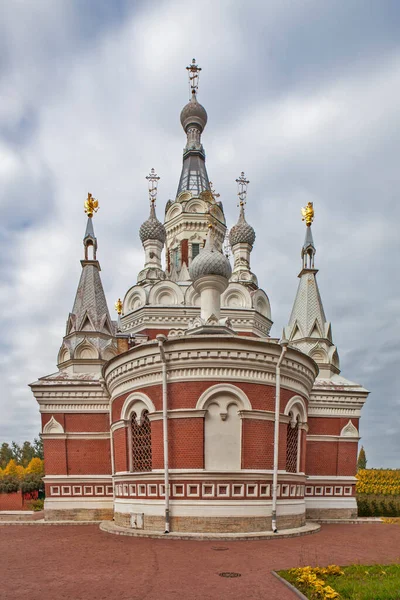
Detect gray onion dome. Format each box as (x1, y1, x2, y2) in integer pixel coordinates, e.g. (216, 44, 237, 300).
(229, 204, 256, 247)
(189, 239, 232, 282)
(180, 92, 208, 132)
(139, 203, 166, 244)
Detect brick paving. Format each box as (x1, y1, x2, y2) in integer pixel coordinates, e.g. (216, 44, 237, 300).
(3, 523, 400, 599)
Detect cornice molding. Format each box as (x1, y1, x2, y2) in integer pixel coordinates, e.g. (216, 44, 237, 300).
(147, 409, 207, 421)
(307, 434, 360, 443)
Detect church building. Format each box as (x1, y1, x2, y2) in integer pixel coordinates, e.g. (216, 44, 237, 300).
(30, 60, 368, 533)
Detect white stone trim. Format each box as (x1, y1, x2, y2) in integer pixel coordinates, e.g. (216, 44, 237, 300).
(147, 409, 207, 421)
(239, 410, 275, 421)
(111, 420, 127, 432)
(44, 498, 112, 510)
(43, 416, 64, 434)
(121, 392, 156, 420)
(44, 475, 112, 482)
(114, 498, 305, 517)
(196, 383, 252, 411)
(307, 435, 359, 442)
(305, 497, 356, 509)
(340, 420, 359, 437)
(284, 395, 308, 423)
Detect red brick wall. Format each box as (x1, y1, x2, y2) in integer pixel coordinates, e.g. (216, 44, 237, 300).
(181, 239, 189, 266)
(306, 441, 338, 475)
(66, 439, 111, 474)
(300, 429, 307, 473)
(308, 417, 359, 436)
(337, 442, 358, 476)
(64, 413, 109, 432)
(0, 491, 23, 510)
(242, 420, 274, 469)
(151, 420, 163, 470)
(44, 439, 67, 474)
(168, 418, 204, 469)
(113, 427, 129, 472)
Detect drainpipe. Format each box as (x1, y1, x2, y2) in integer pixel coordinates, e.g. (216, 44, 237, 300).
(156, 334, 169, 534)
(271, 334, 289, 533)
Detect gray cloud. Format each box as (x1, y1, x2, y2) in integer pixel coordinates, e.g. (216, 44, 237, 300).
(0, 0, 398, 467)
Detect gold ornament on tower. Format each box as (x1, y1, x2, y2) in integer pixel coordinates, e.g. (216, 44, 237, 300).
(114, 298, 123, 315)
(301, 202, 314, 226)
(84, 193, 99, 217)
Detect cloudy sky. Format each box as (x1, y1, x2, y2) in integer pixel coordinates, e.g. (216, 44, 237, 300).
(1, 0, 399, 467)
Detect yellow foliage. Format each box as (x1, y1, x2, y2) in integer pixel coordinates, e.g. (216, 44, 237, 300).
(356, 469, 400, 495)
(26, 458, 44, 475)
(288, 566, 341, 599)
(4, 459, 23, 479)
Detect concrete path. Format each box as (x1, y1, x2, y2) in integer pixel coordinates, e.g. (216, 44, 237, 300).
(3, 523, 400, 599)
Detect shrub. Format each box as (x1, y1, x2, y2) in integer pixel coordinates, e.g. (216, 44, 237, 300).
(28, 498, 44, 512)
(0, 475, 20, 493)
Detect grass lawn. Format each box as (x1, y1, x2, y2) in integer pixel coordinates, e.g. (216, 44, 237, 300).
(278, 564, 400, 600)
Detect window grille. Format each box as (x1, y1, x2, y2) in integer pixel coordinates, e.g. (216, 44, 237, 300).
(286, 416, 299, 473)
(131, 410, 152, 472)
(192, 243, 200, 259)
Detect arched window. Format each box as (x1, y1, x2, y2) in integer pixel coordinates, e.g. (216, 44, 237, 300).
(286, 413, 299, 473)
(131, 410, 152, 472)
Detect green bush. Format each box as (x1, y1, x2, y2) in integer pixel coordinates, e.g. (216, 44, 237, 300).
(0, 475, 19, 493)
(357, 494, 400, 517)
(28, 498, 44, 511)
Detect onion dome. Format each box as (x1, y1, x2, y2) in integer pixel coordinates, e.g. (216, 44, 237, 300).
(189, 231, 232, 281)
(180, 91, 208, 132)
(229, 203, 256, 247)
(139, 202, 166, 244)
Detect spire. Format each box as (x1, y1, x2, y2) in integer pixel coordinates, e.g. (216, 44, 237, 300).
(229, 172, 258, 289)
(177, 59, 210, 198)
(284, 203, 340, 377)
(67, 195, 114, 336)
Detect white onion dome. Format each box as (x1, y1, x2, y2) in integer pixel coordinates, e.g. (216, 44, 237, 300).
(229, 204, 256, 247)
(180, 92, 208, 132)
(189, 237, 232, 282)
(139, 203, 166, 244)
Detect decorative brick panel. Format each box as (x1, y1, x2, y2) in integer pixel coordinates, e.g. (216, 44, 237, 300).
(64, 413, 109, 432)
(44, 438, 67, 475)
(242, 419, 274, 469)
(113, 427, 129, 472)
(308, 417, 359, 436)
(337, 442, 358, 476)
(66, 439, 111, 475)
(306, 440, 338, 475)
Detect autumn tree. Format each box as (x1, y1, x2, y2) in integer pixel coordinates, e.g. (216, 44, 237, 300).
(357, 446, 367, 471)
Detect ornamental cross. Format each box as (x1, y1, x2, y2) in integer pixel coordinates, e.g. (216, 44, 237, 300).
(236, 172, 249, 207)
(84, 193, 99, 217)
(209, 181, 220, 201)
(145, 168, 160, 205)
(186, 58, 201, 96)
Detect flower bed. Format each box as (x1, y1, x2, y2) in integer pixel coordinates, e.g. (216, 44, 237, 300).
(278, 564, 400, 599)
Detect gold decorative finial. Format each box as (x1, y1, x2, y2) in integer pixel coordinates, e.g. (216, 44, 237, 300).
(114, 298, 123, 315)
(145, 168, 160, 206)
(301, 202, 314, 227)
(186, 58, 201, 97)
(84, 193, 99, 218)
(236, 172, 249, 207)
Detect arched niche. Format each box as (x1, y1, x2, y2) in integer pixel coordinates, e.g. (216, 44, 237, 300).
(74, 339, 99, 360)
(148, 281, 184, 306)
(124, 286, 147, 313)
(197, 384, 251, 471)
(166, 203, 183, 221)
(185, 198, 207, 214)
(340, 420, 359, 437)
(43, 416, 64, 434)
(57, 345, 70, 364)
(102, 342, 118, 361)
(120, 392, 156, 421)
(222, 283, 252, 309)
(284, 395, 307, 424)
(251, 289, 272, 319)
(184, 284, 200, 307)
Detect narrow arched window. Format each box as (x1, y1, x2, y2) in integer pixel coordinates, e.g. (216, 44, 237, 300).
(286, 414, 299, 473)
(131, 410, 152, 472)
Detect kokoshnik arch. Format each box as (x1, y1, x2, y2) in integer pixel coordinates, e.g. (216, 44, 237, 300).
(30, 60, 368, 533)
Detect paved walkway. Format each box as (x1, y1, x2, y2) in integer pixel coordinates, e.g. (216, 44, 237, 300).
(3, 523, 400, 599)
